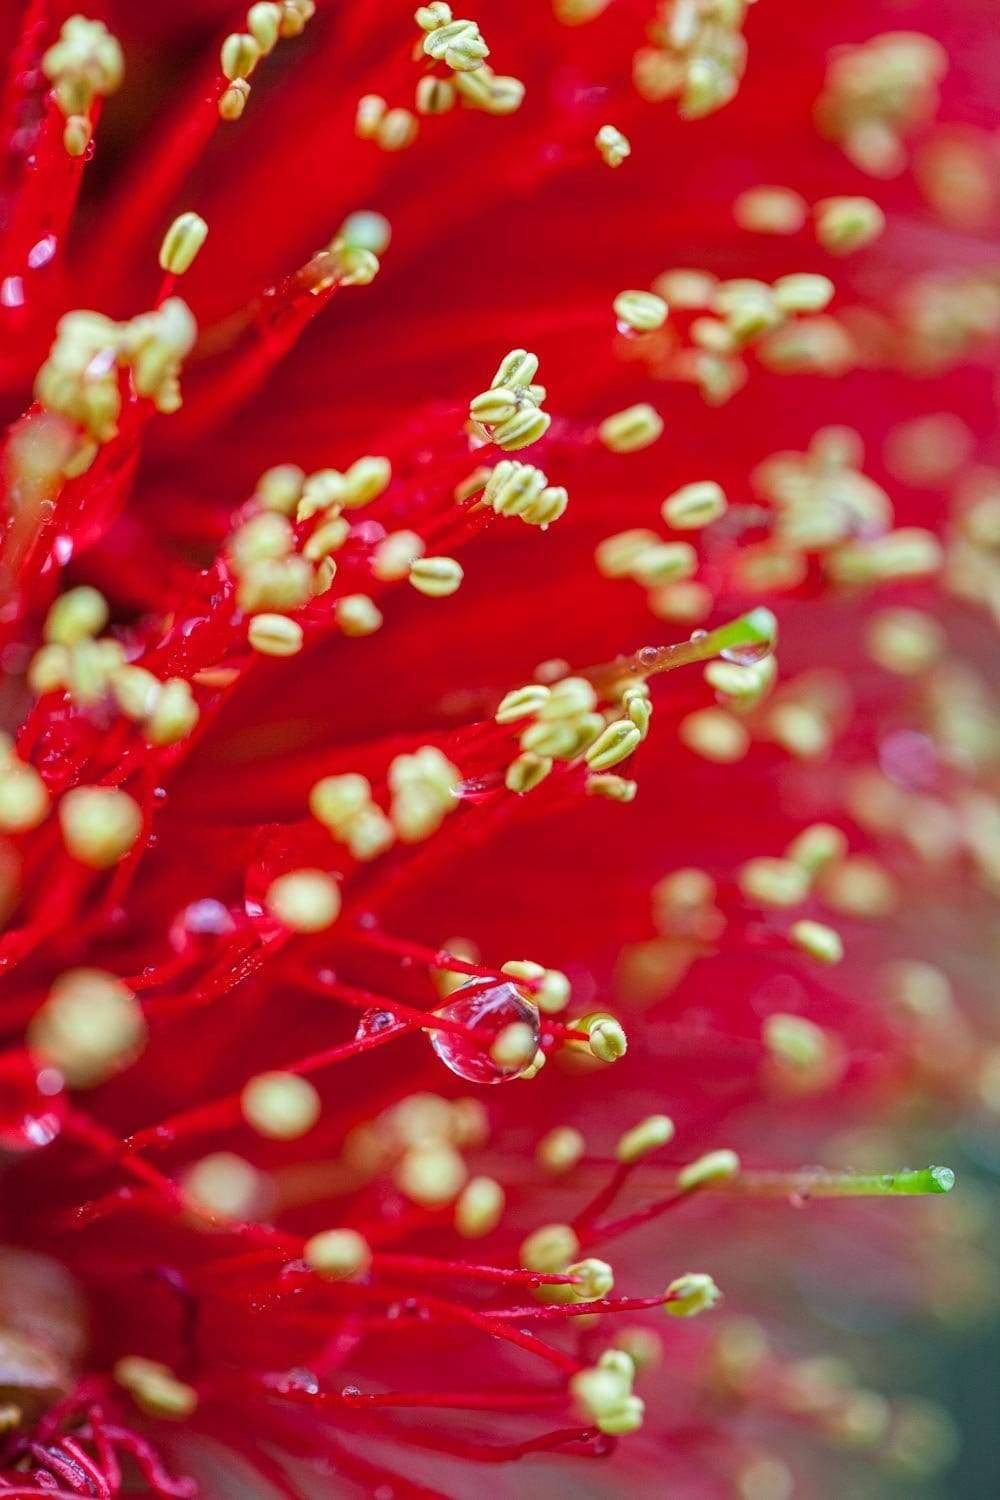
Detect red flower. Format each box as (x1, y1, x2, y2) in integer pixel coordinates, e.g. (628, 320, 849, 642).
(0, 1, 996, 1495)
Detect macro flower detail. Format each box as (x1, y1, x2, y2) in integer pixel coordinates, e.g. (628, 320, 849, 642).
(0, 1, 997, 1497)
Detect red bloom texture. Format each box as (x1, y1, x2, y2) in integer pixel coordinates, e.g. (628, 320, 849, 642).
(0, 0, 998, 1495)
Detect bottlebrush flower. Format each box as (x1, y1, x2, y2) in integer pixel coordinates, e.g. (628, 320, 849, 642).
(0, 1, 997, 1496)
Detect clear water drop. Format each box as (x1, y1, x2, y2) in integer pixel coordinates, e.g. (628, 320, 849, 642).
(355, 1009, 398, 1040)
(429, 980, 540, 1084)
(0, 1053, 65, 1153)
(720, 637, 772, 667)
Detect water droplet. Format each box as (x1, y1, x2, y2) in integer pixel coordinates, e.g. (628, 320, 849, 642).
(720, 638, 772, 667)
(169, 898, 237, 956)
(0, 1053, 65, 1153)
(429, 980, 540, 1084)
(355, 1009, 398, 1040)
(689, 628, 709, 643)
(638, 646, 658, 668)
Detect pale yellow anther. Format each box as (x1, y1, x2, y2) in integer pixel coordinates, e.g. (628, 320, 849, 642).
(415, 75, 456, 114)
(617, 1114, 675, 1164)
(496, 684, 550, 723)
(370, 530, 423, 582)
(337, 211, 392, 257)
(28, 968, 145, 1087)
(773, 273, 836, 314)
(679, 707, 749, 763)
(535, 968, 571, 1015)
(827, 527, 942, 586)
(298, 469, 347, 518)
(691, 316, 737, 354)
(594, 123, 631, 166)
(247, 3, 282, 52)
(63, 114, 91, 156)
(335, 594, 383, 636)
(689, 482, 751, 544)
(595, 529, 660, 579)
(567, 1258, 614, 1301)
(626, 695, 652, 738)
(818, 856, 898, 917)
(765, 701, 831, 760)
(303, 517, 350, 564)
(409, 556, 463, 598)
(491, 349, 539, 389)
(146, 678, 199, 747)
(614, 290, 668, 333)
(325, 241, 380, 286)
(265, 869, 340, 932)
(28, 643, 69, 696)
(182, 1151, 264, 1222)
(815, 196, 886, 254)
(158, 212, 208, 276)
(678, 1149, 741, 1192)
(355, 93, 387, 139)
(114, 1358, 198, 1420)
(255, 463, 305, 514)
(557, 0, 613, 22)
(704, 659, 773, 703)
(665, 1272, 722, 1317)
(109, 665, 159, 723)
(505, 752, 553, 793)
(881, 959, 953, 1020)
(449, 1095, 489, 1148)
(785, 823, 847, 876)
(653, 268, 718, 308)
(587, 1016, 628, 1063)
(42, 15, 124, 117)
(346, 805, 396, 861)
(598, 404, 663, 453)
(521, 483, 568, 526)
(415, 3, 453, 29)
(470, 388, 519, 426)
(454, 1175, 505, 1238)
(764, 1013, 836, 1084)
(738, 856, 811, 908)
(280, 0, 317, 37)
(396, 1141, 467, 1206)
(228, 513, 294, 573)
(537, 1125, 585, 1174)
(586, 772, 638, 802)
(490, 1020, 538, 1071)
(241, 1071, 320, 1139)
(422, 18, 489, 71)
(733, 186, 807, 235)
(44, 585, 108, 646)
(520, 1221, 580, 1272)
(715, 279, 782, 343)
(585, 720, 642, 773)
(865, 607, 944, 674)
(304, 1228, 371, 1280)
(536, 677, 597, 720)
(220, 32, 261, 81)
(219, 79, 251, 120)
(632, 541, 699, 587)
(0, 759, 49, 835)
(342, 455, 391, 508)
(58, 786, 141, 869)
(570, 1366, 644, 1435)
(375, 106, 419, 151)
(492, 406, 551, 452)
(247, 613, 303, 656)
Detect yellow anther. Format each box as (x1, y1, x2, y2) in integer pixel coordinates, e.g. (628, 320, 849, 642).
(325, 241, 380, 286)
(594, 123, 631, 166)
(337, 210, 392, 255)
(653, 268, 718, 308)
(537, 677, 597, 719)
(58, 786, 140, 869)
(62, 114, 91, 156)
(626, 695, 652, 738)
(492, 406, 551, 451)
(265, 869, 340, 932)
(773, 273, 835, 314)
(715, 279, 782, 342)
(280, 0, 317, 37)
(485, 459, 548, 515)
(631, 541, 698, 587)
(28, 643, 69, 696)
(665, 483, 728, 531)
(220, 32, 261, 81)
(505, 752, 553, 793)
(570, 1366, 644, 1434)
(454, 1175, 505, 1238)
(827, 527, 942, 585)
(665, 1272, 722, 1317)
(396, 1141, 467, 1206)
(521, 483, 568, 526)
(304, 1228, 371, 1280)
(355, 93, 387, 139)
(302, 517, 350, 564)
(247, 3, 282, 52)
(598, 1349, 635, 1384)
(739, 855, 809, 908)
(342, 455, 391, 508)
(449, 1095, 489, 1148)
(536, 968, 571, 1014)
(678, 1149, 741, 1192)
(376, 106, 419, 151)
(109, 665, 158, 722)
(586, 773, 638, 802)
(865, 607, 944, 674)
(42, 15, 124, 117)
(491, 349, 539, 389)
(228, 513, 294, 573)
(595, 528, 660, 579)
(44, 585, 108, 646)
(369, 530, 422, 582)
(182, 1151, 264, 1222)
(520, 1222, 580, 1272)
(586, 1016, 628, 1063)
(598, 404, 663, 453)
(818, 855, 898, 917)
(566, 1258, 614, 1301)
(536, 1125, 585, 1174)
(158, 212, 208, 276)
(704, 659, 773, 704)
(679, 705, 749, 763)
(785, 823, 848, 875)
(346, 806, 396, 861)
(146, 678, 199, 747)
(247, 613, 303, 656)
(415, 75, 456, 114)
(255, 463, 305, 514)
(764, 701, 831, 759)
(0, 758, 49, 835)
(415, 3, 453, 29)
(335, 594, 383, 636)
(880, 959, 953, 1020)
(470, 388, 519, 426)
(614, 1327, 662, 1372)
(490, 1020, 537, 1071)
(27, 968, 145, 1087)
(557, 0, 613, 22)
(422, 18, 489, 71)
(585, 720, 642, 772)
(733, 185, 808, 235)
(409, 556, 463, 598)
(241, 1071, 321, 1139)
(218, 79, 251, 120)
(617, 1114, 675, 1164)
(815, 196, 886, 253)
(496, 684, 550, 723)
(763, 1013, 836, 1081)
(298, 468, 347, 517)
(614, 290, 668, 333)
(114, 1358, 197, 1420)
